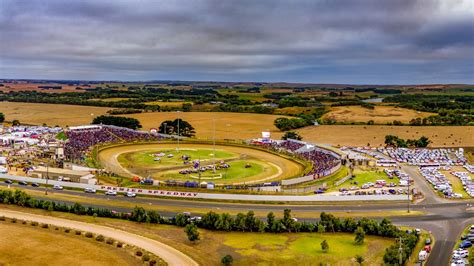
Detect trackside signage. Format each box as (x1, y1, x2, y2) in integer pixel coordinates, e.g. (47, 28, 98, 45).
(99, 186, 198, 197)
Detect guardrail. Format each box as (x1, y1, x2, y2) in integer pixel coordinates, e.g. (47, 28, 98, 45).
(0, 174, 410, 202)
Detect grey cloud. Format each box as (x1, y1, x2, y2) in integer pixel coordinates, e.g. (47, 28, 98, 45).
(0, 0, 473, 83)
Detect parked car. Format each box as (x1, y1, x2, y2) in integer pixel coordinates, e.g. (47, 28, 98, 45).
(18, 181, 28, 186)
(125, 192, 136, 197)
(105, 190, 117, 196)
(314, 189, 325, 194)
(4, 179, 13, 184)
(425, 238, 431, 245)
(53, 184, 63, 190)
(459, 241, 472, 249)
(31, 183, 40, 187)
(84, 188, 96, 193)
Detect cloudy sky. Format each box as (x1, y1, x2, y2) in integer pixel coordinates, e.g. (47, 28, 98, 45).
(0, 0, 473, 84)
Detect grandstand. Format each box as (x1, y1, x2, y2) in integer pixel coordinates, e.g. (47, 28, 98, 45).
(64, 125, 163, 160)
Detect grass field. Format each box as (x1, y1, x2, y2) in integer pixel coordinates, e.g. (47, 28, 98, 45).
(296, 125, 474, 147)
(121, 111, 289, 140)
(329, 168, 398, 192)
(0, 220, 138, 266)
(323, 106, 435, 124)
(0, 205, 394, 265)
(440, 167, 472, 198)
(0, 102, 110, 126)
(0, 102, 471, 147)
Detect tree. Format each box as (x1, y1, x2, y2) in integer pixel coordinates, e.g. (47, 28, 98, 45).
(12, 120, 20, 126)
(317, 224, 325, 233)
(282, 131, 302, 140)
(0, 113, 4, 123)
(158, 119, 195, 137)
(321, 240, 329, 252)
(184, 223, 200, 242)
(266, 212, 275, 232)
(367, 120, 374, 125)
(416, 136, 430, 147)
(355, 255, 364, 265)
(354, 227, 365, 245)
(92, 115, 141, 129)
(221, 255, 233, 266)
(130, 206, 147, 222)
(282, 209, 295, 232)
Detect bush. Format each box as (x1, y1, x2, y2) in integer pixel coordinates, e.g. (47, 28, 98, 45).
(142, 254, 150, 262)
(11, 218, 17, 223)
(31, 221, 38, 226)
(95, 235, 105, 242)
(117, 242, 123, 248)
(75, 230, 82, 235)
(149, 260, 157, 266)
(0, 216, 5, 221)
(22, 220, 27, 225)
(221, 254, 234, 266)
(55, 227, 59, 230)
(106, 239, 114, 245)
(41, 223, 49, 229)
(65, 228, 70, 233)
(135, 250, 143, 257)
(85, 232, 94, 238)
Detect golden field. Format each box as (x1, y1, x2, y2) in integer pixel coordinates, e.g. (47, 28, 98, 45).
(0, 221, 137, 266)
(0, 102, 471, 147)
(323, 105, 435, 123)
(0, 102, 111, 126)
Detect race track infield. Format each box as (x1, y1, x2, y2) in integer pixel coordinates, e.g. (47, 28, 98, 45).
(99, 143, 306, 185)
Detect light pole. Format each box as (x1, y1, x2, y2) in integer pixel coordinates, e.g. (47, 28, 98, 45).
(398, 236, 403, 265)
(212, 118, 216, 172)
(45, 159, 49, 195)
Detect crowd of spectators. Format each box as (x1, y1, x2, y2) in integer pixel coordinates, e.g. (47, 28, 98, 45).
(299, 149, 340, 176)
(65, 125, 162, 160)
(276, 140, 305, 152)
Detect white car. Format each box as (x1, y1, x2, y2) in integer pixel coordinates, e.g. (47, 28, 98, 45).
(53, 185, 63, 190)
(84, 188, 96, 193)
(105, 190, 117, 196)
(451, 259, 467, 266)
(125, 192, 136, 197)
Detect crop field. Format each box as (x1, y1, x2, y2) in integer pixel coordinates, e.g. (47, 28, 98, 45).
(0, 102, 471, 147)
(0, 221, 137, 266)
(323, 105, 435, 124)
(121, 111, 290, 140)
(100, 143, 305, 184)
(0, 102, 111, 126)
(297, 125, 474, 147)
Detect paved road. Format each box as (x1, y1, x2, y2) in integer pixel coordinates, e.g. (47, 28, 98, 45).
(0, 209, 198, 266)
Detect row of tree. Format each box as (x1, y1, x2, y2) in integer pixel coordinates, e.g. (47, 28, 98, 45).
(384, 135, 431, 148)
(92, 115, 142, 130)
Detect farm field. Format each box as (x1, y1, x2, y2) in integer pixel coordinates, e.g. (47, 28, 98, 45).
(145, 101, 193, 107)
(323, 106, 435, 124)
(0, 220, 137, 266)
(0, 102, 111, 126)
(100, 143, 305, 184)
(0, 102, 471, 147)
(296, 125, 474, 147)
(121, 111, 290, 139)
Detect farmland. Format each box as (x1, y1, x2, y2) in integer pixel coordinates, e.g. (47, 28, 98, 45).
(0, 220, 138, 266)
(323, 105, 435, 124)
(0, 102, 111, 126)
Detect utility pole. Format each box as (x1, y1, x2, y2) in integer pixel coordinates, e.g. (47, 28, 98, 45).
(163, 123, 167, 135)
(407, 174, 410, 213)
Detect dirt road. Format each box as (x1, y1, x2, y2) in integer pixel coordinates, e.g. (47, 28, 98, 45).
(0, 209, 198, 266)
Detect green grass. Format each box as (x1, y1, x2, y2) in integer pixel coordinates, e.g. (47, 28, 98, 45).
(291, 166, 349, 190)
(158, 159, 276, 184)
(222, 232, 393, 265)
(118, 148, 237, 169)
(329, 168, 399, 192)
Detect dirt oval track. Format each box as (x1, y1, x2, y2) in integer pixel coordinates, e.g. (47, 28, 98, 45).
(98, 143, 305, 183)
